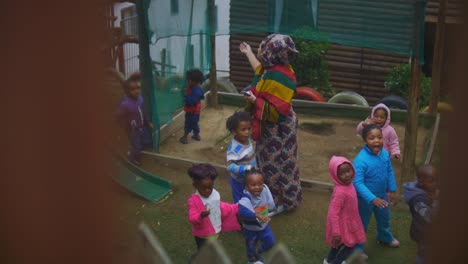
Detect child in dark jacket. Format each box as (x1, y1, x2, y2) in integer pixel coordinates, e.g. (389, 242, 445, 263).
(116, 79, 153, 165)
(403, 164, 439, 264)
(238, 169, 276, 264)
(179, 69, 205, 144)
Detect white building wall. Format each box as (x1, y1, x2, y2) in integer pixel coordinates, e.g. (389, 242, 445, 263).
(113, 1, 230, 79)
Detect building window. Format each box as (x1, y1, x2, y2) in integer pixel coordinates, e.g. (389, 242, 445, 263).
(120, 5, 138, 36)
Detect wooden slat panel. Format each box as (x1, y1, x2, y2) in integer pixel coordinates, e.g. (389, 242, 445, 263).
(426, 0, 464, 21)
(229, 34, 266, 90)
(326, 44, 407, 105)
(229, 0, 269, 90)
(228, 3, 411, 106)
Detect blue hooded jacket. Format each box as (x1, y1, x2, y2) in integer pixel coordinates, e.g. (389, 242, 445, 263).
(353, 145, 397, 204)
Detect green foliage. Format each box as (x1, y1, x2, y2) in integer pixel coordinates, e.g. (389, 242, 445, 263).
(384, 64, 432, 108)
(291, 27, 335, 99)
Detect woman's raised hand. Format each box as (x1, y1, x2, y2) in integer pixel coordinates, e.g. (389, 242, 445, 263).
(239, 42, 253, 54)
(240, 41, 261, 71)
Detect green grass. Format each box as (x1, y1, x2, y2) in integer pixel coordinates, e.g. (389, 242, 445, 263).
(113, 158, 417, 263)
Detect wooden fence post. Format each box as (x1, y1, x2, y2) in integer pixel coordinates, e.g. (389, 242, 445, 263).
(429, 0, 447, 113)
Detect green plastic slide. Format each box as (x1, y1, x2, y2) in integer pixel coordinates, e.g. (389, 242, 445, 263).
(112, 154, 172, 202)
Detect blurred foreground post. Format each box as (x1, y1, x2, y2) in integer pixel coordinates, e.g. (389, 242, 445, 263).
(2, 1, 114, 263)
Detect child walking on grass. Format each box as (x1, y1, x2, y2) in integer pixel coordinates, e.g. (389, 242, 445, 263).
(226, 111, 257, 203)
(187, 163, 240, 252)
(353, 124, 400, 251)
(238, 169, 276, 264)
(180, 69, 205, 144)
(403, 164, 439, 264)
(324, 156, 366, 264)
(356, 103, 401, 159)
(115, 79, 153, 166)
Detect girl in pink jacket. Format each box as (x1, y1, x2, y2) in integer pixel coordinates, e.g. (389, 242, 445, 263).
(187, 163, 240, 252)
(324, 156, 366, 264)
(357, 103, 401, 159)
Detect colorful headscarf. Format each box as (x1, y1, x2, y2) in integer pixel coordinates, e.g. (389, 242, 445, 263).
(257, 34, 299, 68)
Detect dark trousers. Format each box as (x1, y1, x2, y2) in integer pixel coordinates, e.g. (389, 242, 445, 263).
(194, 236, 207, 250)
(184, 113, 200, 135)
(190, 236, 208, 263)
(230, 177, 245, 203)
(415, 243, 426, 264)
(243, 226, 275, 262)
(128, 125, 153, 162)
(326, 245, 355, 264)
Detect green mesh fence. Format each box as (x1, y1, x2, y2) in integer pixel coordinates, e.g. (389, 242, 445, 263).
(138, 0, 427, 151)
(148, 0, 426, 54)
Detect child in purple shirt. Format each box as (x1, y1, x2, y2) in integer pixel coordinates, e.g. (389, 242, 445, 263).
(116, 79, 153, 165)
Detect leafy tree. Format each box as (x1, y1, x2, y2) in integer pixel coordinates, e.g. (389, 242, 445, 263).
(291, 27, 335, 99)
(384, 64, 432, 108)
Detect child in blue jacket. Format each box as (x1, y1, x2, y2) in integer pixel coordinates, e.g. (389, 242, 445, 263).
(179, 69, 205, 144)
(353, 124, 399, 250)
(238, 169, 276, 264)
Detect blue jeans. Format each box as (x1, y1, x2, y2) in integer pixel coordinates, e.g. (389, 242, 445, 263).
(128, 125, 153, 162)
(184, 113, 200, 135)
(243, 226, 275, 262)
(356, 196, 394, 249)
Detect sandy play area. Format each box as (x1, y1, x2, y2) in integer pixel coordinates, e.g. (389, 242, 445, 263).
(158, 105, 429, 184)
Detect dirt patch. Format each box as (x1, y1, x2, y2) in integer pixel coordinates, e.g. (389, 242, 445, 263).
(299, 122, 336, 136)
(158, 105, 430, 184)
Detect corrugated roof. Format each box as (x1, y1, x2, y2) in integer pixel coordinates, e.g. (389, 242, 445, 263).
(317, 0, 426, 58)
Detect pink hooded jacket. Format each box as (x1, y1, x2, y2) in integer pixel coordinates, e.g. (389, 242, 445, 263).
(357, 103, 401, 158)
(187, 194, 240, 237)
(325, 156, 366, 247)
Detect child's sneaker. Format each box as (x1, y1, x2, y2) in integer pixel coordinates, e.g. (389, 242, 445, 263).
(378, 238, 400, 248)
(179, 136, 188, 144)
(359, 252, 368, 260)
(192, 134, 201, 141)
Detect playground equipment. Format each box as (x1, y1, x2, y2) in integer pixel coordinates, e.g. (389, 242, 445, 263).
(294, 86, 325, 102)
(377, 95, 408, 110)
(422, 101, 453, 113)
(112, 152, 172, 202)
(327, 91, 369, 106)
